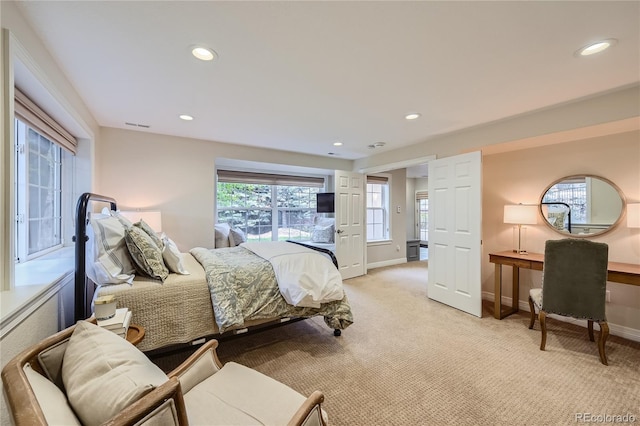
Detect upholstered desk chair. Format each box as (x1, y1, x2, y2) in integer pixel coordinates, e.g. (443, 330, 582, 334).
(528, 238, 610, 365)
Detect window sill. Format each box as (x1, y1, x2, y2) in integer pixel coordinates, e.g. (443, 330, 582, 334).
(1, 246, 75, 332)
(367, 239, 392, 247)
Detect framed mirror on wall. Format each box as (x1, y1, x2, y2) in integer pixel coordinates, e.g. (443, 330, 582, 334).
(539, 175, 626, 238)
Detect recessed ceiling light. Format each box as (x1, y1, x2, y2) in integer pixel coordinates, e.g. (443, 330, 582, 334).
(333, 141, 343, 146)
(179, 114, 194, 121)
(191, 46, 217, 61)
(575, 39, 618, 57)
(405, 113, 421, 120)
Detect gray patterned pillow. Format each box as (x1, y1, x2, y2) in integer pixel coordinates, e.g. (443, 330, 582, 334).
(125, 226, 169, 282)
(547, 212, 566, 230)
(311, 224, 334, 243)
(134, 219, 164, 250)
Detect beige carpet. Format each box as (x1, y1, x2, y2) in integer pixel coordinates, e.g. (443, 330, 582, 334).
(158, 262, 640, 425)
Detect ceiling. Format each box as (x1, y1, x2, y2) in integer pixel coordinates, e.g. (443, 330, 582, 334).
(14, 1, 640, 161)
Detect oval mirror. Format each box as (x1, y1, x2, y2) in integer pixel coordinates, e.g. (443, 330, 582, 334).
(539, 175, 626, 237)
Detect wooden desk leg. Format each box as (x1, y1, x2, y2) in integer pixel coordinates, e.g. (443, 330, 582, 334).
(512, 266, 520, 315)
(494, 264, 502, 319)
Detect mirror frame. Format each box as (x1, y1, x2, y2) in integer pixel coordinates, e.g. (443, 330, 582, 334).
(539, 174, 627, 238)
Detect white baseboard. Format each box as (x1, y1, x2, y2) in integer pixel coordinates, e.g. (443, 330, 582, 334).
(368, 257, 407, 270)
(481, 291, 640, 343)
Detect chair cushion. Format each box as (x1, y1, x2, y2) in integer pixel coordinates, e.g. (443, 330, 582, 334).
(529, 288, 542, 309)
(62, 321, 168, 426)
(24, 364, 81, 426)
(183, 362, 307, 425)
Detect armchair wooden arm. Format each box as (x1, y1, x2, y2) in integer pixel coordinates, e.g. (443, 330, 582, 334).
(287, 390, 327, 426)
(101, 378, 188, 426)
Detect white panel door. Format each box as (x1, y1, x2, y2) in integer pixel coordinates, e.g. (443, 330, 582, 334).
(427, 151, 482, 317)
(334, 170, 365, 279)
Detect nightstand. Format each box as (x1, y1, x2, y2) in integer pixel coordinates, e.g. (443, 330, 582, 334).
(126, 324, 145, 346)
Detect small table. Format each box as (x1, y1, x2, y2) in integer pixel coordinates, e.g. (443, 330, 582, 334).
(126, 324, 145, 346)
(489, 251, 640, 320)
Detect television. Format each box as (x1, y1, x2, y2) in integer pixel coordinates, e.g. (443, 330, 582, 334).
(316, 192, 335, 213)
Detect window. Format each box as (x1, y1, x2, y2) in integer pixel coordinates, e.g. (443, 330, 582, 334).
(216, 170, 324, 242)
(13, 88, 76, 264)
(416, 191, 428, 242)
(366, 175, 389, 241)
(15, 120, 63, 261)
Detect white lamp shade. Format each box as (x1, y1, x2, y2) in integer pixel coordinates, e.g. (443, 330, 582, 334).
(628, 204, 640, 228)
(504, 204, 538, 225)
(119, 211, 162, 232)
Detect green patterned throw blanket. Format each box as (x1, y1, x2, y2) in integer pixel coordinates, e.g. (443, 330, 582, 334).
(190, 246, 353, 332)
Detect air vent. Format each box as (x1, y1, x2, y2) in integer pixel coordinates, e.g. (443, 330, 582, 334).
(368, 141, 386, 149)
(125, 122, 150, 128)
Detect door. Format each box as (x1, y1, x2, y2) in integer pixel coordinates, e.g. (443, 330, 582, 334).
(427, 151, 482, 317)
(334, 170, 365, 279)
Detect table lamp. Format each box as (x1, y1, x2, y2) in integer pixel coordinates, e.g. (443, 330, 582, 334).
(504, 204, 538, 254)
(119, 210, 162, 232)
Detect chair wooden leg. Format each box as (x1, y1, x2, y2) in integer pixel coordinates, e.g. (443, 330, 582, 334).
(539, 310, 547, 351)
(598, 321, 609, 366)
(528, 296, 536, 329)
(588, 320, 595, 342)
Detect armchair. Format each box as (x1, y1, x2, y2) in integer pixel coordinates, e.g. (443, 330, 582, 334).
(2, 321, 327, 425)
(528, 238, 609, 365)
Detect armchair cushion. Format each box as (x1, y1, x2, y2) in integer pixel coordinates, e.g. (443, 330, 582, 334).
(23, 364, 81, 426)
(61, 321, 168, 426)
(183, 361, 311, 425)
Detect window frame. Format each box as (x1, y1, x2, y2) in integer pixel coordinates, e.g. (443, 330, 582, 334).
(14, 118, 64, 262)
(216, 171, 326, 242)
(366, 174, 391, 242)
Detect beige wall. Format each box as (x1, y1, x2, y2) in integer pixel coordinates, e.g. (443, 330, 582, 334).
(97, 127, 352, 251)
(482, 130, 640, 332)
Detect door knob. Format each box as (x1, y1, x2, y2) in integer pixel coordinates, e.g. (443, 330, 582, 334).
(336, 229, 344, 234)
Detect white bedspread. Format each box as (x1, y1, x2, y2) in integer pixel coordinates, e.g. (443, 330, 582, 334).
(241, 241, 344, 308)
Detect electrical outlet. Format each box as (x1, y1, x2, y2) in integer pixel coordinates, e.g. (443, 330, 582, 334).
(606, 290, 611, 303)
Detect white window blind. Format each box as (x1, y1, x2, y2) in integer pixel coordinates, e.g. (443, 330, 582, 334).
(217, 170, 324, 187)
(14, 88, 77, 155)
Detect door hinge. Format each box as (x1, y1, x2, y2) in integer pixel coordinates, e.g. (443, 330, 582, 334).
(16, 213, 24, 224)
(16, 144, 25, 154)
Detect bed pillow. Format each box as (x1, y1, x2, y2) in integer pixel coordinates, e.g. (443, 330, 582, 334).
(161, 234, 190, 275)
(125, 226, 169, 282)
(214, 223, 231, 248)
(311, 224, 334, 243)
(62, 321, 168, 426)
(89, 214, 136, 285)
(548, 211, 566, 230)
(229, 227, 247, 247)
(135, 219, 164, 250)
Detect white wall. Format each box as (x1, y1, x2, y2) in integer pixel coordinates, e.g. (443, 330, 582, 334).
(482, 130, 640, 335)
(97, 127, 353, 251)
(1, 3, 99, 421)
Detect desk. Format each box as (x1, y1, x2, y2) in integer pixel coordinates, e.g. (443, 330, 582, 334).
(489, 251, 640, 319)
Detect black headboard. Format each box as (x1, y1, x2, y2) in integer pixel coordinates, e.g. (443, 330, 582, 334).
(74, 193, 117, 322)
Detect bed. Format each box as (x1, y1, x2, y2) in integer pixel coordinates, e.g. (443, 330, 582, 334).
(74, 193, 353, 352)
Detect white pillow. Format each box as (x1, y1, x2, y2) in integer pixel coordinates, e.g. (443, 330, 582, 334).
(24, 363, 81, 426)
(229, 227, 247, 247)
(214, 223, 231, 248)
(89, 214, 135, 285)
(62, 321, 168, 426)
(161, 234, 190, 275)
